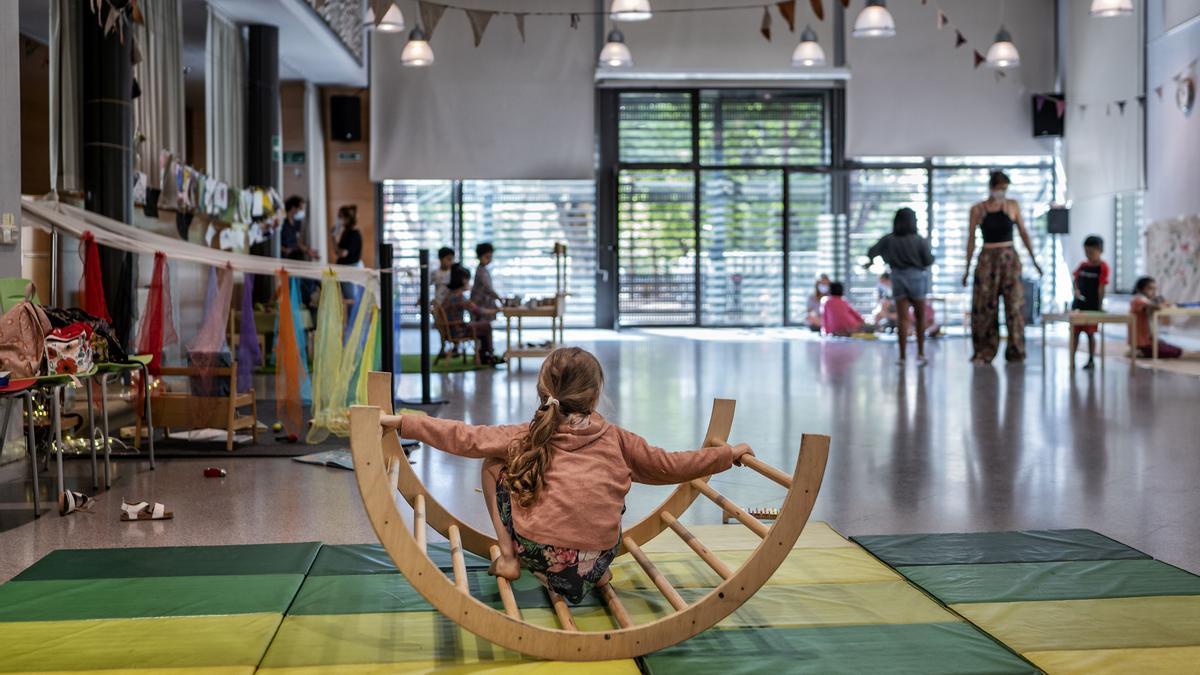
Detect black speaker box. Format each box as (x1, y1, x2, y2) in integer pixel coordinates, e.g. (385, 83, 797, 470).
(1047, 206, 1069, 235)
(330, 95, 362, 142)
(1032, 94, 1065, 137)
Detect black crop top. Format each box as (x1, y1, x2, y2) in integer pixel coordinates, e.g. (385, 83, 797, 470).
(979, 201, 1015, 244)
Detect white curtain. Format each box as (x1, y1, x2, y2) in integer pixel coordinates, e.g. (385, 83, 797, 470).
(304, 82, 328, 262)
(49, 0, 81, 193)
(134, 0, 186, 188)
(205, 8, 245, 186)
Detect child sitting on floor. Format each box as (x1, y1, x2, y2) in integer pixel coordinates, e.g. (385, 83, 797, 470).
(1071, 235, 1110, 370)
(1130, 276, 1183, 359)
(821, 282, 869, 336)
(380, 347, 754, 605)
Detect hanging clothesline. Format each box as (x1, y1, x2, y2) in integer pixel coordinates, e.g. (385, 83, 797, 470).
(20, 195, 382, 306)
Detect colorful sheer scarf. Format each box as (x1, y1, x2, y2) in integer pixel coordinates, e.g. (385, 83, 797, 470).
(78, 231, 111, 322)
(307, 273, 379, 443)
(133, 252, 178, 374)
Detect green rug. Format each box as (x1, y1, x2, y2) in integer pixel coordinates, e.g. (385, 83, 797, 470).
(399, 353, 491, 373)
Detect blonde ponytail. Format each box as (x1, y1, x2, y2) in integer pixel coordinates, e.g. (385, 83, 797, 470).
(504, 348, 604, 508)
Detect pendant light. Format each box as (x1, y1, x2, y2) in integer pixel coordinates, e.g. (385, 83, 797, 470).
(377, 2, 406, 33)
(791, 26, 826, 67)
(599, 29, 633, 68)
(609, 0, 652, 22)
(985, 25, 1019, 69)
(400, 27, 434, 67)
(1090, 0, 1133, 17)
(852, 0, 896, 38)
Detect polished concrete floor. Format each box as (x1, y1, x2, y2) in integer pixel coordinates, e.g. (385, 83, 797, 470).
(3, 327, 1199, 582)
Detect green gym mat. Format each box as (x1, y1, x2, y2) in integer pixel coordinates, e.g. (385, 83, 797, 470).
(309, 542, 490, 575)
(13, 542, 321, 581)
(852, 528, 1147, 566)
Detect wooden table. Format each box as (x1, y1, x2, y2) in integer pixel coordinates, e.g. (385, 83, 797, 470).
(501, 296, 566, 365)
(1042, 311, 1137, 373)
(1151, 306, 1200, 360)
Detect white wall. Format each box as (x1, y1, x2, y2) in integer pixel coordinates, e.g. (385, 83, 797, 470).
(846, 0, 1056, 158)
(1145, 1, 1200, 223)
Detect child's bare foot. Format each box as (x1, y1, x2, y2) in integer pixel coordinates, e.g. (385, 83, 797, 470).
(488, 555, 521, 581)
(595, 569, 613, 588)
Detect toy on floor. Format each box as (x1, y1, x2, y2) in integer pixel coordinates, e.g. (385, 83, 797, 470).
(350, 371, 829, 662)
(120, 499, 173, 520)
(204, 467, 227, 478)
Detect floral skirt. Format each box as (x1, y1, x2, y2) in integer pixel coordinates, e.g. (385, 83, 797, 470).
(495, 476, 620, 604)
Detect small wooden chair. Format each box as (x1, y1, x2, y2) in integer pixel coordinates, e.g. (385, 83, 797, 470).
(432, 303, 480, 366)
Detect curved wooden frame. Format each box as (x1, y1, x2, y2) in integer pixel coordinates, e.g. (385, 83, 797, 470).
(366, 371, 736, 557)
(350, 390, 828, 661)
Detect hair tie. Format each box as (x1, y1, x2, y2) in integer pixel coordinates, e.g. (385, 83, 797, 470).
(543, 396, 560, 410)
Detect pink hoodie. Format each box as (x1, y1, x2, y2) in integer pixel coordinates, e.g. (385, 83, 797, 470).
(399, 413, 735, 551)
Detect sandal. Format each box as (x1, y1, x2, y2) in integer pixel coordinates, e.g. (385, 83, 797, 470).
(120, 500, 174, 521)
(59, 490, 95, 516)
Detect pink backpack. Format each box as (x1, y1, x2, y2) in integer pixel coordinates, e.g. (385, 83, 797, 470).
(0, 286, 52, 378)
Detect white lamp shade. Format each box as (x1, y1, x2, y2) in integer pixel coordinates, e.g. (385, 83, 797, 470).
(852, 1, 896, 38)
(363, 6, 375, 27)
(1090, 0, 1133, 17)
(401, 28, 434, 66)
(378, 3, 406, 33)
(792, 27, 826, 67)
(610, 0, 652, 22)
(599, 31, 633, 68)
(985, 28, 1020, 69)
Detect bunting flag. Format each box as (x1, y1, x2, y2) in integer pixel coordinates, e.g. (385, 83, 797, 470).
(937, 10, 948, 29)
(134, 251, 177, 375)
(1056, 98, 1066, 118)
(1155, 85, 1165, 99)
(955, 30, 966, 48)
(1136, 94, 1147, 108)
(777, 0, 796, 32)
(973, 50, 985, 68)
(1116, 99, 1127, 115)
(1035, 95, 1046, 112)
(466, 9, 494, 47)
(514, 13, 526, 43)
(1080, 104, 1088, 114)
(419, 1, 446, 39)
(78, 231, 111, 322)
(840, 0, 849, 7)
(810, 0, 824, 22)
(761, 6, 772, 41)
(570, 12, 580, 29)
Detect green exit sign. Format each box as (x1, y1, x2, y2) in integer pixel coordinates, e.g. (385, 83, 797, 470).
(283, 151, 306, 164)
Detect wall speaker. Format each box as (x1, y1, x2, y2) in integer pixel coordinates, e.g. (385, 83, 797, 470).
(330, 95, 362, 142)
(1047, 206, 1070, 235)
(1032, 94, 1065, 138)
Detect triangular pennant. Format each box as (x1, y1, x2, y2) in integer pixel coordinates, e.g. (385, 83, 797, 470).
(370, 0, 389, 27)
(1116, 99, 1127, 114)
(810, 0, 824, 21)
(570, 13, 580, 29)
(1155, 85, 1164, 99)
(465, 9, 494, 47)
(1080, 104, 1088, 113)
(419, 1, 446, 39)
(777, 0, 797, 32)
(1136, 94, 1146, 108)
(840, 0, 849, 7)
(973, 50, 985, 68)
(514, 13, 526, 43)
(955, 29, 966, 48)
(761, 6, 772, 41)
(937, 10, 948, 29)
(1035, 95, 1046, 112)
(1055, 99, 1066, 118)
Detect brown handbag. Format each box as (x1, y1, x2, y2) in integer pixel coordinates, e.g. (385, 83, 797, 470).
(0, 285, 52, 378)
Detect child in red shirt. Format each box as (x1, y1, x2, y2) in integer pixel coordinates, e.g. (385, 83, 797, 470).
(1130, 276, 1183, 359)
(1071, 236, 1110, 370)
(820, 282, 868, 336)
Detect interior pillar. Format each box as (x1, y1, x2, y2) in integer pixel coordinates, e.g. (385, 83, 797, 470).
(246, 24, 280, 303)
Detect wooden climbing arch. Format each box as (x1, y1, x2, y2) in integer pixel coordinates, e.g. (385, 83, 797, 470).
(351, 371, 828, 661)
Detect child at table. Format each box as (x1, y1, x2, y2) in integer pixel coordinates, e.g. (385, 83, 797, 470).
(379, 347, 754, 604)
(821, 282, 869, 336)
(1071, 236, 1110, 370)
(442, 265, 502, 365)
(1130, 276, 1183, 359)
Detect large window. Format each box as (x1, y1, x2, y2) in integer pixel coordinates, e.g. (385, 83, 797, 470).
(381, 180, 596, 327)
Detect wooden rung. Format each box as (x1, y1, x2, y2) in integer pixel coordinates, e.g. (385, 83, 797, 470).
(488, 546, 522, 620)
(599, 582, 633, 628)
(740, 455, 793, 489)
(414, 494, 427, 553)
(387, 457, 401, 489)
(622, 536, 688, 612)
(661, 512, 732, 580)
(690, 480, 769, 538)
(448, 525, 469, 593)
(546, 587, 578, 630)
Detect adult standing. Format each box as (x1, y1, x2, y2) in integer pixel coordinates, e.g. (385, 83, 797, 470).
(334, 205, 363, 301)
(962, 171, 1042, 364)
(866, 208, 935, 365)
(280, 195, 314, 260)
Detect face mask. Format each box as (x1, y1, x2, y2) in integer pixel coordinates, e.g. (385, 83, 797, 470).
(990, 189, 1007, 201)
(818, 284, 830, 294)
(295, 210, 305, 221)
